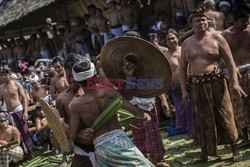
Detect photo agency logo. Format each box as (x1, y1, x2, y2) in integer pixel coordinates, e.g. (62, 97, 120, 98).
(86, 77, 163, 90)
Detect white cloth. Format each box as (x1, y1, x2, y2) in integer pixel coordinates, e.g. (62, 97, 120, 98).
(129, 97, 156, 111)
(219, 1, 231, 8)
(0, 101, 7, 112)
(72, 61, 97, 81)
(122, 23, 138, 32)
(111, 26, 123, 37)
(73, 145, 97, 167)
(28, 75, 39, 83)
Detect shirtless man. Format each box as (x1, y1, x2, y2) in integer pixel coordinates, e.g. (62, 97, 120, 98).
(35, 31, 54, 59)
(222, 3, 250, 141)
(95, 8, 109, 44)
(57, 53, 95, 167)
(203, 0, 225, 30)
(50, 57, 69, 100)
(29, 76, 49, 105)
(0, 67, 34, 156)
(164, 30, 195, 145)
(179, 9, 246, 163)
(67, 59, 153, 166)
(171, 0, 186, 27)
(0, 113, 23, 166)
(35, 106, 51, 152)
(107, 0, 123, 37)
(219, 1, 233, 29)
(3, 41, 15, 70)
(13, 39, 26, 67)
(26, 34, 39, 60)
(120, 0, 138, 32)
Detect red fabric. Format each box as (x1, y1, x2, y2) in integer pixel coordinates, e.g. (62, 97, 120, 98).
(130, 106, 165, 163)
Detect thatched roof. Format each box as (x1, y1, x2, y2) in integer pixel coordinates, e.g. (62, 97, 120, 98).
(0, 0, 107, 38)
(0, 0, 57, 29)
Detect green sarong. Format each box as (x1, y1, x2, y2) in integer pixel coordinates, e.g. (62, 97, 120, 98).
(94, 129, 155, 167)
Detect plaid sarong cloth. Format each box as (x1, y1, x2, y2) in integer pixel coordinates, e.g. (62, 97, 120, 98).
(94, 129, 155, 167)
(131, 106, 165, 163)
(0, 146, 23, 167)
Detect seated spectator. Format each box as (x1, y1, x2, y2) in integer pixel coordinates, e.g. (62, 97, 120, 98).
(35, 106, 52, 152)
(0, 113, 23, 166)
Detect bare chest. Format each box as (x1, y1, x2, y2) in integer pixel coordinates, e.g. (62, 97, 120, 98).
(33, 88, 47, 100)
(55, 78, 68, 93)
(0, 129, 13, 142)
(186, 40, 219, 62)
(2, 85, 19, 98)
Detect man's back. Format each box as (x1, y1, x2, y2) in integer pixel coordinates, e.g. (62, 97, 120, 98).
(206, 10, 225, 30)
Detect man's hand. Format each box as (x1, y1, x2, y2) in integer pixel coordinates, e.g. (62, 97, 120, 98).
(123, 62, 136, 77)
(77, 128, 94, 141)
(181, 90, 190, 107)
(0, 141, 8, 145)
(161, 100, 169, 116)
(233, 84, 247, 97)
(23, 113, 28, 121)
(143, 113, 151, 123)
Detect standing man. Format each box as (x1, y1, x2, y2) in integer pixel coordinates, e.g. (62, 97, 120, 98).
(164, 31, 195, 143)
(203, 0, 225, 30)
(0, 67, 34, 157)
(50, 57, 69, 100)
(222, 3, 250, 141)
(66, 59, 154, 166)
(179, 8, 246, 163)
(56, 53, 95, 167)
(107, 0, 123, 37)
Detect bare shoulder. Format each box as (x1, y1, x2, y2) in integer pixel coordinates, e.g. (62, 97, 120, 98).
(181, 36, 193, 49)
(10, 125, 20, 134)
(15, 81, 23, 89)
(69, 96, 89, 112)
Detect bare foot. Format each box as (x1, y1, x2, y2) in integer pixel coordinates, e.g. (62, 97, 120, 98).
(156, 162, 169, 167)
(188, 153, 208, 165)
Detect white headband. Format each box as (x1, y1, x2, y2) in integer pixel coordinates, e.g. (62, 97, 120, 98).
(219, 1, 231, 8)
(72, 61, 97, 82)
(29, 75, 39, 83)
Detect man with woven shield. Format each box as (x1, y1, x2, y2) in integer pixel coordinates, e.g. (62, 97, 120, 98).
(179, 7, 246, 164)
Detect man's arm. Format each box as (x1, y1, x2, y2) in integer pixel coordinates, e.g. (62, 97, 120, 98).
(17, 82, 28, 121)
(55, 95, 66, 121)
(67, 102, 80, 140)
(179, 42, 189, 106)
(217, 35, 247, 96)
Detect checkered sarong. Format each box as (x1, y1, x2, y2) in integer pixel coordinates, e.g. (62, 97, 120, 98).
(130, 106, 165, 163)
(0, 146, 23, 167)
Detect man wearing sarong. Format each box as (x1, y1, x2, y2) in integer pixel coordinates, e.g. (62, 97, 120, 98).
(164, 31, 195, 142)
(0, 113, 23, 167)
(0, 67, 34, 157)
(222, 2, 250, 141)
(179, 8, 246, 164)
(107, 0, 123, 37)
(56, 53, 95, 167)
(66, 58, 154, 167)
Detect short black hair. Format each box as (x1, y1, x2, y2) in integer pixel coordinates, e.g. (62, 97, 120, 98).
(52, 57, 64, 66)
(0, 67, 11, 74)
(232, 2, 250, 20)
(64, 53, 82, 69)
(167, 29, 179, 38)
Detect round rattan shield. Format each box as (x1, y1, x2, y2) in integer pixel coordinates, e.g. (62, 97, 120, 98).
(100, 36, 172, 98)
(39, 98, 70, 152)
